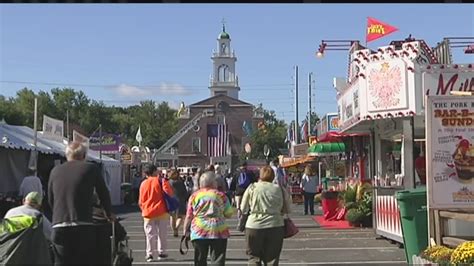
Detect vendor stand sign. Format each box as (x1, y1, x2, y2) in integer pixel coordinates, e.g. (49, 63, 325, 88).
(426, 95, 474, 209)
(89, 133, 122, 154)
(42, 115, 64, 142)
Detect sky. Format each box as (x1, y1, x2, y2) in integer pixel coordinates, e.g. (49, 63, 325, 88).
(1, 4, 473, 124)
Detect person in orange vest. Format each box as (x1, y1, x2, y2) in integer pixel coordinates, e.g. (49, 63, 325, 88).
(139, 164, 174, 262)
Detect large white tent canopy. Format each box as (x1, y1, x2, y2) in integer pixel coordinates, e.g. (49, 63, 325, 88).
(0, 123, 122, 205)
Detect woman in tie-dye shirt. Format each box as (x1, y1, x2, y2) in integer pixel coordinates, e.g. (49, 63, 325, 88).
(183, 171, 234, 266)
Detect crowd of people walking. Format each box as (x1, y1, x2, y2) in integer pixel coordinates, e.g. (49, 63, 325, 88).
(1, 140, 307, 265)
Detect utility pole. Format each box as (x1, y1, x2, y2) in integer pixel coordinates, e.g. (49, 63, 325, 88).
(33, 98, 38, 176)
(33, 98, 38, 149)
(294, 65, 299, 144)
(308, 72, 312, 137)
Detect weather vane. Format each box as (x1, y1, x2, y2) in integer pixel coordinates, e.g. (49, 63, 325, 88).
(221, 18, 226, 31)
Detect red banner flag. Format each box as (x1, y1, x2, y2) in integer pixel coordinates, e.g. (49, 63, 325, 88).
(366, 17, 398, 43)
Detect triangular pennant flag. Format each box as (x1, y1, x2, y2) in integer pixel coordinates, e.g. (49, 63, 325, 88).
(366, 17, 399, 43)
(135, 125, 142, 143)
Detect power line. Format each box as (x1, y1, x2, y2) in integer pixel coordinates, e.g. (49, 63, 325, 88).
(1, 80, 336, 91)
(0, 80, 293, 89)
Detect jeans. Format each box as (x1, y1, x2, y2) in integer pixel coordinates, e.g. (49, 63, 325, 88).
(246, 226, 285, 266)
(144, 218, 168, 257)
(303, 192, 316, 215)
(192, 238, 228, 266)
(51, 225, 96, 266)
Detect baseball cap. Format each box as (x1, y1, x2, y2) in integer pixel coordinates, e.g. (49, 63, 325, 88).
(24, 192, 43, 205)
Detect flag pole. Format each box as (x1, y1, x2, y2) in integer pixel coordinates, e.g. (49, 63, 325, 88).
(365, 17, 368, 48)
(99, 124, 102, 161)
(66, 109, 70, 142)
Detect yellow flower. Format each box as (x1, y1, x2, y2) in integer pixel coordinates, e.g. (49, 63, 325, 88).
(451, 241, 474, 264)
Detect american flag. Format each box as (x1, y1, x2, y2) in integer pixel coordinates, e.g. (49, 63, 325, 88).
(207, 124, 227, 157)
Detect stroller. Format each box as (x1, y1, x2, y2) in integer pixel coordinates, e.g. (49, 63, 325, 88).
(110, 217, 133, 266)
(0, 215, 52, 265)
(93, 205, 133, 265)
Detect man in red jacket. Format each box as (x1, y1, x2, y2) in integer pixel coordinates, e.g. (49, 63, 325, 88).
(139, 164, 174, 262)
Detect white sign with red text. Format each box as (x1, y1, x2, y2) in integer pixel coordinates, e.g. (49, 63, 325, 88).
(423, 65, 474, 98)
(426, 96, 474, 209)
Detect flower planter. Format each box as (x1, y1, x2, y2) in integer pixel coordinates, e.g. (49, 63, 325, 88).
(412, 255, 438, 266)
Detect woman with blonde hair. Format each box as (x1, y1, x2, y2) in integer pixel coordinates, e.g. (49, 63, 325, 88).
(183, 171, 233, 265)
(241, 166, 291, 265)
(300, 164, 318, 215)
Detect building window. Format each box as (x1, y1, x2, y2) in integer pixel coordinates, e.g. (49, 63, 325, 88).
(192, 137, 201, 153)
(353, 91, 359, 109)
(218, 64, 229, 82)
(216, 115, 225, 125)
(156, 162, 161, 167)
(162, 162, 169, 168)
(221, 43, 228, 55)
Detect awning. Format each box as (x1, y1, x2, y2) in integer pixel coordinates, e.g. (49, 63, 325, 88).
(307, 142, 346, 156)
(280, 155, 317, 168)
(317, 131, 370, 142)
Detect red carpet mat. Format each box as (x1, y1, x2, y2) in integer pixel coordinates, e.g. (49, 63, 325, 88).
(313, 215, 353, 229)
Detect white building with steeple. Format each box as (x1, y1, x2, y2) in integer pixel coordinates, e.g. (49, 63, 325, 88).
(209, 24, 241, 99)
(153, 22, 263, 170)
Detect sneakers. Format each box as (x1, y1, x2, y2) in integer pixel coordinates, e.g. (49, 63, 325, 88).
(158, 253, 169, 260)
(146, 253, 168, 262)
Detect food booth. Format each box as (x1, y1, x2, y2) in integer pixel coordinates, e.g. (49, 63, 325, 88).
(280, 143, 317, 203)
(332, 38, 462, 243)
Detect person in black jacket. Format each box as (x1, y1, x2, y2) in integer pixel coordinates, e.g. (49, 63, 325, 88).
(48, 141, 114, 266)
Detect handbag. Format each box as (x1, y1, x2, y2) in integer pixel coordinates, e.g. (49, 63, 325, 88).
(283, 217, 299, 238)
(237, 212, 249, 232)
(159, 178, 180, 213)
(179, 232, 190, 255)
(280, 185, 299, 238)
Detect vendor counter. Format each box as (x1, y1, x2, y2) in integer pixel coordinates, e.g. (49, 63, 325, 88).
(374, 186, 404, 243)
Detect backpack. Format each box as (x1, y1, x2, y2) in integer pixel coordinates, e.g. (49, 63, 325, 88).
(238, 171, 252, 189)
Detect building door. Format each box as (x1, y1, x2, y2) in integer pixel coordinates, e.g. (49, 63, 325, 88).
(210, 156, 232, 174)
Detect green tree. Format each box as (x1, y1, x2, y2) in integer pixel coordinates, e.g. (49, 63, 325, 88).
(0, 95, 21, 124)
(247, 108, 288, 161)
(1, 87, 180, 150)
(12, 88, 36, 128)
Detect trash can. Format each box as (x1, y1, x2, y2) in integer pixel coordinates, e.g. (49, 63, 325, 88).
(396, 187, 428, 264)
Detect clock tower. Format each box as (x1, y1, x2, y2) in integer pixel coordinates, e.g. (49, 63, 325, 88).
(209, 22, 240, 99)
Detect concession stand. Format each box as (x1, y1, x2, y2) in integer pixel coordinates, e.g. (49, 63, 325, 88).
(332, 38, 466, 243)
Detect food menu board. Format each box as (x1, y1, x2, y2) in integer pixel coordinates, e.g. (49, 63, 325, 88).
(426, 96, 474, 209)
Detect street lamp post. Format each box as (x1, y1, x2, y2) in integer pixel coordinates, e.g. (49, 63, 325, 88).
(316, 40, 360, 58)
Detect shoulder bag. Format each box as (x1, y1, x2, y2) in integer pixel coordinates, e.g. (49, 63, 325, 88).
(159, 178, 180, 213)
(237, 183, 255, 232)
(280, 185, 299, 238)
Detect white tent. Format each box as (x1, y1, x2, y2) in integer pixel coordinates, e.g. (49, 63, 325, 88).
(0, 123, 122, 205)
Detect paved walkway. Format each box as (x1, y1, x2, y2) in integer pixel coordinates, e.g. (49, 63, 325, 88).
(114, 204, 407, 265)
